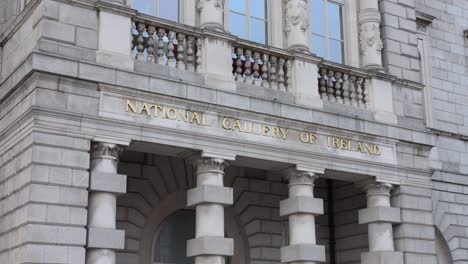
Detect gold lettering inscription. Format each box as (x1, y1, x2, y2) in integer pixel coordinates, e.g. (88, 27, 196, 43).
(300, 132, 317, 144)
(126, 100, 382, 156)
(326, 136, 382, 156)
(220, 117, 288, 140)
(126, 100, 209, 126)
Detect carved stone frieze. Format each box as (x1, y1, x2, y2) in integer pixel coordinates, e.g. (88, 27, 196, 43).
(198, 0, 225, 12)
(285, 0, 309, 33)
(359, 23, 384, 56)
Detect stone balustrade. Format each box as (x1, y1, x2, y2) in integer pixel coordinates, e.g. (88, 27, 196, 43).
(232, 42, 293, 92)
(130, 16, 376, 108)
(318, 62, 371, 109)
(131, 17, 203, 72)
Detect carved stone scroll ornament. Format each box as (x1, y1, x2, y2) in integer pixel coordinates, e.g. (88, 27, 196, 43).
(197, 0, 225, 11)
(285, 0, 309, 32)
(359, 23, 384, 55)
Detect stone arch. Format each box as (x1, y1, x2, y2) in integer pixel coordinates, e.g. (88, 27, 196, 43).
(433, 188, 461, 263)
(116, 152, 249, 264)
(434, 226, 452, 264)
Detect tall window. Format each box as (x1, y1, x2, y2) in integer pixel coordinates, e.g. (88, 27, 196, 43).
(311, 0, 344, 63)
(229, 0, 268, 44)
(153, 211, 195, 264)
(133, 0, 179, 22)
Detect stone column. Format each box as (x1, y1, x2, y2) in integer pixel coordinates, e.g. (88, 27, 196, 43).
(86, 142, 127, 264)
(187, 154, 235, 264)
(358, 0, 383, 70)
(280, 166, 326, 264)
(285, 0, 310, 52)
(357, 181, 403, 264)
(198, 0, 224, 30)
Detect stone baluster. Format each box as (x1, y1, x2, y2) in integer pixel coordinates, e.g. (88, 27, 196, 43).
(356, 77, 364, 108)
(363, 78, 370, 109)
(261, 54, 269, 88)
(327, 70, 335, 102)
(278, 58, 286, 92)
(244, 49, 252, 83)
(196, 38, 202, 72)
(280, 166, 326, 264)
(157, 28, 166, 65)
(356, 180, 403, 264)
(136, 22, 146, 61)
(167, 31, 176, 67)
(177, 33, 186, 69)
(235, 48, 244, 82)
(319, 68, 327, 100)
(285, 0, 309, 52)
(198, 0, 225, 30)
(187, 36, 195, 72)
(335, 72, 343, 104)
(285, 59, 292, 91)
(270, 56, 278, 90)
(252, 51, 261, 85)
(86, 142, 127, 264)
(359, 0, 383, 70)
(146, 25, 156, 63)
(349, 75, 357, 107)
(187, 153, 235, 264)
(342, 73, 350, 105)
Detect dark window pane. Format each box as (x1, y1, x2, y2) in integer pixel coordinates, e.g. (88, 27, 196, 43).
(230, 12, 247, 39)
(329, 39, 343, 63)
(158, 0, 179, 22)
(311, 0, 325, 35)
(251, 0, 266, 19)
(154, 211, 195, 264)
(133, 0, 154, 15)
(328, 2, 342, 40)
(230, 0, 246, 14)
(250, 18, 267, 44)
(312, 34, 326, 58)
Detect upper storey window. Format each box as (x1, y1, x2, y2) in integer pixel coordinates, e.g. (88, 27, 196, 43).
(311, 0, 344, 64)
(229, 0, 268, 44)
(133, 0, 179, 22)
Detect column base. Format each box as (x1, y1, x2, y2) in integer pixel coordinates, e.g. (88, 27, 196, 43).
(361, 251, 404, 264)
(281, 244, 326, 263)
(187, 236, 234, 257)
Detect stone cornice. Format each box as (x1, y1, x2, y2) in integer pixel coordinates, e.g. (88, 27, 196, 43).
(0, 105, 436, 187)
(0, 52, 441, 149)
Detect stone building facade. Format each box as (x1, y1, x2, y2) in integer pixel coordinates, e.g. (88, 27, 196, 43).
(0, 0, 467, 263)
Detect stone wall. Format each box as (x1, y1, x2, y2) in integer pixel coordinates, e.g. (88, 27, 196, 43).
(1, 0, 99, 80)
(0, 130, 90, 263)
(414, 0, 468, 262)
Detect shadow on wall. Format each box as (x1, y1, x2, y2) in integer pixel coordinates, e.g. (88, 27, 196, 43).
(435, 227, 452, 264)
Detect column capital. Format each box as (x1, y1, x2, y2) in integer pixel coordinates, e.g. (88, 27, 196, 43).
(90, 142, 124, 161)
(284, 165, 323, 186)
(194, 157, 228, 175)
(356, 179, 394, 195)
